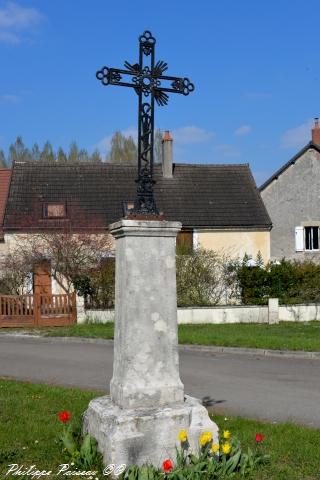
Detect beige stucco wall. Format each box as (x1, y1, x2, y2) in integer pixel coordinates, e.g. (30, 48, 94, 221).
(0, 241, 7, 257)
(196, 230, 270, 263)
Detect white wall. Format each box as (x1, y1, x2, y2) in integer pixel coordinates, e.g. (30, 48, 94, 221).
(82, 302, 320, 325)
(279, 304, 320, 322)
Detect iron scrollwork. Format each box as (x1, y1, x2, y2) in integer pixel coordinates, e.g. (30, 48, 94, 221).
(96, 30, 195, 216)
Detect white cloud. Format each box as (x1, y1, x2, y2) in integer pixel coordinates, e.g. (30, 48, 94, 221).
(214, 144, 240, 158)
(0, 93, 20, 103)
(234, 124, 252, 136)
(0, 1, 43, 44)
(281, 120, 313, 149)
(121, 126, 138, 139)
(172, 126, 214, 145)
(94, 126, 137, 156)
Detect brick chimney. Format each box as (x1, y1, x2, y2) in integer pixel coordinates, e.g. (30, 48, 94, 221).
(162, 130, 173, 178)
(312, 118, 320, 144)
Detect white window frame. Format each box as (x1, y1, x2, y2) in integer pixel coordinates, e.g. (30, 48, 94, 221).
(295, 225, 320, 252)
(304, 226, 320, 252)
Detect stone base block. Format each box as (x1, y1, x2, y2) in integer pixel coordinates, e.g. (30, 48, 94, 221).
(83, 395, 218, 468)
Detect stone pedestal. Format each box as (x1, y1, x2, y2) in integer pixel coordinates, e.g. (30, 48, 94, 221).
(110, 220, 184, 409)
(84, 395, 217, 468)
(84, 220, 218, 467)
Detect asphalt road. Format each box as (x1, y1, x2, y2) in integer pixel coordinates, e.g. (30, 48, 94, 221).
(0, 335, 319, 428)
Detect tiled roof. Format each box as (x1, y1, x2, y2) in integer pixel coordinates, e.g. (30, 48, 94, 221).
(0, 169, 11, 234)
(4, 162, 271, 231)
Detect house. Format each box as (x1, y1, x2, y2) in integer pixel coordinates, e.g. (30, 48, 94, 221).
(260, 119, 320, 261)
(2, 132, 271, 267)
(0, 168, 11, 247)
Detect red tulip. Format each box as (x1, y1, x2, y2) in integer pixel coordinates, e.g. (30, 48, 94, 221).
(58, 411, 71, 423)
(255, 433, 265, 443)
(162, 459, 173, 473)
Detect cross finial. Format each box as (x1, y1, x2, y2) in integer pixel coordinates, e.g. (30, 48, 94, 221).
(96, 30, 195, 216)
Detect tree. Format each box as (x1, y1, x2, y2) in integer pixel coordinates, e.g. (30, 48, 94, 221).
(107, 131, 137, 164)
(0, 150, 7, 167)
(5, 138, 105, 165)
(0, 229, 113, 294)
(78, 148, 89, 162)
(40, 141, 55, 163)
(107, 129, 162, 165)
(8, 136, 31, 164)
(31, 143, 41, 162)
(57, 147, 68, 163)
(68, 142, 79, 163)
(256, 251, 264, 267)
(90, 149, 102, 163)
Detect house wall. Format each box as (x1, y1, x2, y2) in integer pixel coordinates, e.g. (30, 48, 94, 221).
(1, 230, 270, 265)
(0, 241, 7, 257)
(195, 230, 270, 262)
(261, 148, 320, 260)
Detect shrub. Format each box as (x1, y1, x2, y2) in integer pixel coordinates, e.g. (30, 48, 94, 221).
(73, 258, 115, 309)
(237, 258, 320, 305)
(176, 249, 238, 307)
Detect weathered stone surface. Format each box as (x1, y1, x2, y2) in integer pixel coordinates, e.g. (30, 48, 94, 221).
(84, 395, 219, 468)
(84, 219, 219, 467)
(109, 220, 184, 409)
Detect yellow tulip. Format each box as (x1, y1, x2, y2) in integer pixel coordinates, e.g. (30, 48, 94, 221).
(222, 442, 231, 455)
(223, 430, 231, 440)
(211, 443, 219, 454)
(178, 429, 188, 443)
(199, 431, 213, 446)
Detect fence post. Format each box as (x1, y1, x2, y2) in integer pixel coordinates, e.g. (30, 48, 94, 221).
(76, 294, 86, 324)
(268, 298, 279, 324)
(34, 294, 41, 327)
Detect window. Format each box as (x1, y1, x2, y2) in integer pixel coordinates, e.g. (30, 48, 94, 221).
(295, 226, 320, 251)
(43, 203, 66, 218)
(305, 226, 319, 251)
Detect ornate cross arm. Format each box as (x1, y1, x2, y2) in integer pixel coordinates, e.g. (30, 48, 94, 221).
(96, 66, 194, 105)
(96, 30, 195, 217)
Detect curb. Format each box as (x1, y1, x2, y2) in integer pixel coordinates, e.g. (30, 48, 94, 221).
(0, 333, 319, 360)
(178, 344, 320, 360)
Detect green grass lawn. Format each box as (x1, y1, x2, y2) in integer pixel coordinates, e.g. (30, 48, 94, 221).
(0, 379, 319, 480)
(2, 321, 320, 351)
(178, 321, 320, 351)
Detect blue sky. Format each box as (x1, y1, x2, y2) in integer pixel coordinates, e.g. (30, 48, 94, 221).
(1, 0, 320, 185)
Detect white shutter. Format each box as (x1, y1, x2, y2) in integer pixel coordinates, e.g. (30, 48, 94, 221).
(295, 226, 304, 252)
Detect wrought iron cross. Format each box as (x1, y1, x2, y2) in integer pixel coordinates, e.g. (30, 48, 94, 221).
(96, 30, 195, 217)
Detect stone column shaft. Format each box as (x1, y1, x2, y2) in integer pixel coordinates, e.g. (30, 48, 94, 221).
(109, 219, 184, 409)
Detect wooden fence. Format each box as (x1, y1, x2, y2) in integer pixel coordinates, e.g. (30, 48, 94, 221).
(0, 293, 77, 328)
